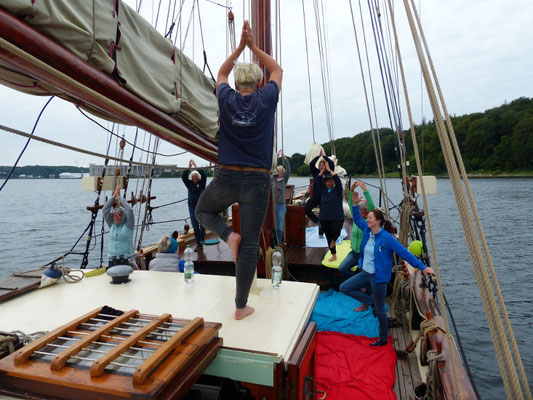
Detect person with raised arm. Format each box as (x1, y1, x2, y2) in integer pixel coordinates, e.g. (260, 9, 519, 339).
(103, 185, 137, 269)
(340, 188, 434, 347)
(317, 159, 344, 262)
(273, 149, 291, 244)
(195, 20, 282, 320)
(339, 180, 376, 277)
(306, 149, 335, 238)
(182, 159, 207, 251)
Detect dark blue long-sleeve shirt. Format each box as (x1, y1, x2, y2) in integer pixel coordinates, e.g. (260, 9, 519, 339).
(318, 174, 344, 221)
(182, 169, 207, 208)
(309, 155, 335, 200)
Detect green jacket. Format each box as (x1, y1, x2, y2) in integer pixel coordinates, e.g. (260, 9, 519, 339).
(348, 189, 375, 252)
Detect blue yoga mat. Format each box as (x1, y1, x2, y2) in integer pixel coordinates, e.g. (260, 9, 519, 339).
(310, 289, 384, 338)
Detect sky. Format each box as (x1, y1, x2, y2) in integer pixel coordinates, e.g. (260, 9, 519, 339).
(1, 0, 532, 168)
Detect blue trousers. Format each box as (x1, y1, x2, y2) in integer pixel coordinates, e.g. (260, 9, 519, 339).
(189, 206, 205, 246)
(339, 250, 360, 277)
(276, 203, 287, 242)
(195, 168, 271, 309)
(340, 270, 388, 342)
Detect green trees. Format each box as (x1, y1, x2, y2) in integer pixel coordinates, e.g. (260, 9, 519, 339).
(283, 97, 533, 176)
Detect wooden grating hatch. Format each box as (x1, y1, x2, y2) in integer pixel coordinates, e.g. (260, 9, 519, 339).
(0, 306, 222, 399)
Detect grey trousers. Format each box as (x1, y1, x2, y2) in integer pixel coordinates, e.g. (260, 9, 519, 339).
(195, 168, 271, 309)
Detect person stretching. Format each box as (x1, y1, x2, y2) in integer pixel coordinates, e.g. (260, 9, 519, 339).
(340, 189, 434, 346)
(317, 162, 344, 262)
(195, 20, 282, 320)
(182, 159, 207, 251)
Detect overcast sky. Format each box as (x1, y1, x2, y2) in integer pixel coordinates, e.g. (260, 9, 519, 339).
(1, 0, 532, 167)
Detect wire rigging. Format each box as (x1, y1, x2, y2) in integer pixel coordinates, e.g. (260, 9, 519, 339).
(300, 0, 316, 143)
(0, 96, 54, 193)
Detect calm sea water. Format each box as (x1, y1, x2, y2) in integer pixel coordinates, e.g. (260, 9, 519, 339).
(0, 176, 532, 398)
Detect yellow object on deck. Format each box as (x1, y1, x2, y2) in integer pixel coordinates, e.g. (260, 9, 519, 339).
(321, 240, 353, 269)
(83, 267, 106, 278)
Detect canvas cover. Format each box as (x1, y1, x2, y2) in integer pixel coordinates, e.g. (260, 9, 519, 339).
(0, 0, 218, 140)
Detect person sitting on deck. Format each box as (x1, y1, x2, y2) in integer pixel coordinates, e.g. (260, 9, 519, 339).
(339, 180, 376, 277)
(195, 20, 282, 321)
(149, 235, 180, 272)
(273, 150, 291, 244)
(306, 151, 335, 238)
(340, 189, 434, 347)
(182, 159, 207, 251)
(317, 162, 344, 262)
(103, 185, 137, 269)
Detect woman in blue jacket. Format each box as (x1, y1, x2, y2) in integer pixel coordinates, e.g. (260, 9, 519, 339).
(340, 190, 434, 346)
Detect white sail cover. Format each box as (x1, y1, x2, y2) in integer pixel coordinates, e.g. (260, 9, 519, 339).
(0, 0, 219, 140)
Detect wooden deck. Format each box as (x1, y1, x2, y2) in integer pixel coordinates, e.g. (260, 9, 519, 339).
(0, 268, 43, 302)
(188, 234, 343, 288)
(388, 308, 423, 400)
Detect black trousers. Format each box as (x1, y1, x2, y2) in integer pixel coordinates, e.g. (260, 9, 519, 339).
(320, 219, 344, 254)
(305, 197, 320, 224)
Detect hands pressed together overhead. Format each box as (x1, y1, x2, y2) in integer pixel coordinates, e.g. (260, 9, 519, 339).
(239, 20, 255, 50)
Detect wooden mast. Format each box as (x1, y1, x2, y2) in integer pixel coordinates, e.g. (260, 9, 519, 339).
(253, 0, 275, 274)
(0, 9, 218, 163)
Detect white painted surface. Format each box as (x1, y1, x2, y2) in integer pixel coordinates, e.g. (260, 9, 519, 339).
(0, 271, 319, 362)
(416, 176, 437, 195)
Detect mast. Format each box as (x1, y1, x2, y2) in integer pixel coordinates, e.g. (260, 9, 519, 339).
(251, 0, 275, 273)
(0, 9, 218, 163)
(251, 0, 272, 87)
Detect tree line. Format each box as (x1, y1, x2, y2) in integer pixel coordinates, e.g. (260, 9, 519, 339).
(285, 97, 533, 176)
(0, 165, 89, 178)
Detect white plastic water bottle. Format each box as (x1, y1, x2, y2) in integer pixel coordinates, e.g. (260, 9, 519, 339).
(183, 245, 194, 284)
(271, 250, 282, 289)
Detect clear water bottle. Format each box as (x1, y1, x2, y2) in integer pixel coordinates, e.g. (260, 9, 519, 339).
(271, 250, 282, 289)
(183, 245, 194, 284)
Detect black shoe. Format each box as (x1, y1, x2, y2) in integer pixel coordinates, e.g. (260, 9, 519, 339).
(370, 339, 387, 347)
(194, 245, 203, 252)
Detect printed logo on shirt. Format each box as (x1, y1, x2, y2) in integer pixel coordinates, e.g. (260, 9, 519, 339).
(232, 111, 257, 127)
(378, 245, 386, 252)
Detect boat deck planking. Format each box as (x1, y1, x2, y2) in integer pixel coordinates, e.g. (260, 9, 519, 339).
(190, 234, 329, 268)
(0, 269, 43, 302)
(388, 306, 424, 400)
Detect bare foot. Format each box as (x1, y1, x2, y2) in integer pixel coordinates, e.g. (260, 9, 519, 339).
(328, 254, 337, 262)
(234, 306, 255, 320)
(226, 232, 242, 264)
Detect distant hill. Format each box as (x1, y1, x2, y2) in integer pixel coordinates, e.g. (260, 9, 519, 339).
(286, 97, 533, 176)
(0, 165, 88, 179)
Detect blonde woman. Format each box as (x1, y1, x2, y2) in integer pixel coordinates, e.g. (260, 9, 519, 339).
(149, 235, 179, 272)
(196, 20, 282, 320)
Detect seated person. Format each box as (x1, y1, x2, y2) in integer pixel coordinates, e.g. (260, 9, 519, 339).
(103, 185, 136, 268)
(149, 235, 180, 272)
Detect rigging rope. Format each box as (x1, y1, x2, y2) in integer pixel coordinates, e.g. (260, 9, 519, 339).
(76, 107, 187, 157)
(348, 0, 390, 215)
(402, 0, 531, 398)
(0, 123, 197, 171)
(0, 96, 54, 193)
(312, 0, 336, 156)
(300, 0, 316, 143)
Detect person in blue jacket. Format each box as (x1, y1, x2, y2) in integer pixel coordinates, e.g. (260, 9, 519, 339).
(182, 159, 207, 251)
(318, 162, 344, 262)
(103, 185, 136, 268)
(340, 189, 434, 347)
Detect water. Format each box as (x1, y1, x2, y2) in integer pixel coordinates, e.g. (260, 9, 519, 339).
(0, 176, 532, 398)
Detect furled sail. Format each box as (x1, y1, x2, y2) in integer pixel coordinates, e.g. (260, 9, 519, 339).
(0, 0, 219, 157)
